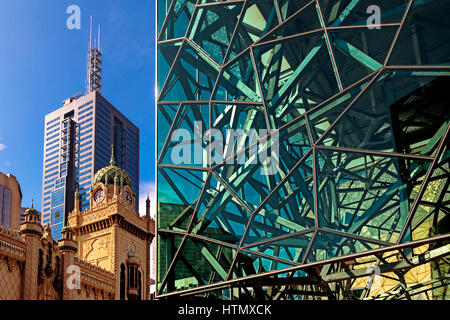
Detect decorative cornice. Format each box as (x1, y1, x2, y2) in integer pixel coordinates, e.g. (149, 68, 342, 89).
(74, 256, 115, 279)
(79, 272, 115, 291)
(0, 239, 26, 260)
(70, 195, 154, 239)
(112, 214, 153, 240)
(0, 225, 23, 242)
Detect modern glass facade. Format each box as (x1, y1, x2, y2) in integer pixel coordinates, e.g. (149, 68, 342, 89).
(42, 91, 140, 240)
(157, 0, 450, 299)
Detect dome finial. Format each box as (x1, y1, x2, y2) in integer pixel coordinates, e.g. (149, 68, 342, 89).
(31, 199, 34, 209)
(110, 144, 116, 166)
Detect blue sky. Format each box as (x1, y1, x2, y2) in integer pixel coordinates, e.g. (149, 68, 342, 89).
(0, 0, 156, 216)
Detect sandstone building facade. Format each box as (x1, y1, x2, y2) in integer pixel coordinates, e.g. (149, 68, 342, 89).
(0, 159, 155, 300)
(0, 172, 23, 231)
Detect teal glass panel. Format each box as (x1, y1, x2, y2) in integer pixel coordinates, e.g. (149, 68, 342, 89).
(305, 231, 385, 263)
(158, 168, 209, 231)
(316, 148, 432, 243)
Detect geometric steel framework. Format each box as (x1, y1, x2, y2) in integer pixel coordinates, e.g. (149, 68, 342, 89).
(156, 0, 450, 299)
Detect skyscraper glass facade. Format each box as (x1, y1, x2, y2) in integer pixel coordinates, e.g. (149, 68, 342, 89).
(157, 0, 450, 299)
(42, 91, 140, 240)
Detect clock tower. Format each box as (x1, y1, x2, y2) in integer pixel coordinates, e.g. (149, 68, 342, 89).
(67, 147, 155, 300)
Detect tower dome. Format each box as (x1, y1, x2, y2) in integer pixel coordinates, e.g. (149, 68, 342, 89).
(91, 145, 132, 188)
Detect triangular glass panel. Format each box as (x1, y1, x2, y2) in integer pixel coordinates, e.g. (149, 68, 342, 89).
(254, 33, 340, 126)
(158, 103, 180, 159)
(307, 75, 374, 143)
(159, 0, 196, 41)
(158, 63, 191, 102)
(214, 49, 262, 103)
(276, 0, 315, 21)
(225, 0, 280, 63)
(328, 26, 397, 88)
(388, 0, 450, 66)
(242, 153, 315, 245)
(230, 250, 296, 280)
(157, 40, 183, 97)
(157, 168, 209, 231)
(316, 148, 432, 244)
(159, 236, 237, 293)
(305, 230, 386, 264)
(319, 70, 450, 155)
(317, 0, 409, 27)
(244, 231, 315, 264)
(188, 174, 252, 246)
(408, 157, 450, 242)
(160, 103, 209, 167)
(157, 232, 185, 293)
(189, 3, 244, 65)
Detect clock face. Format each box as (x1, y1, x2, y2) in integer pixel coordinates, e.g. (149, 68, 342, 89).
(94, 189, 105, 203)
(123, 191, 132, 206)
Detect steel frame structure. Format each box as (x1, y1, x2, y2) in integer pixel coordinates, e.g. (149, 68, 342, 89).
(156, 0, 450, 300)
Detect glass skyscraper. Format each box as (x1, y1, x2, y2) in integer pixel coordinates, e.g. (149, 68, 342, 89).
(42, 90, 140, 240)
(156, 0, 450, 299)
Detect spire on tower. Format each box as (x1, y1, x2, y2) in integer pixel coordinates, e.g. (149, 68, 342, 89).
(110, 144, 116, 166)
(86, 16, 102, 94)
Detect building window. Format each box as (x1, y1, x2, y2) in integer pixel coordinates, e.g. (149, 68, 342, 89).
(0, 186, 12, 228)
(114, 118, 126, 168)
(138, 270, 142, 300)
(120, 264, 126, 300)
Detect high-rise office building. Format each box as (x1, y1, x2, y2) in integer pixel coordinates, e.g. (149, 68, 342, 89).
(41, 90, 140, 240)
(41, 17, 140, 241)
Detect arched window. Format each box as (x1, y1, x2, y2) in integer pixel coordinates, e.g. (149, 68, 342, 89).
(120, 263, 126, 300)
(138, 270, 142, 300)
(129, 265, 135, 290)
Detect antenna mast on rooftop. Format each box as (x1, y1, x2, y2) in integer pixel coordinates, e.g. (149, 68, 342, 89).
(86, 16, 102, 94)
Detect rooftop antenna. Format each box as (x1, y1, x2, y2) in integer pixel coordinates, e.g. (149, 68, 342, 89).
(86, 16, 102, 94)
(89, 16, 93, 51)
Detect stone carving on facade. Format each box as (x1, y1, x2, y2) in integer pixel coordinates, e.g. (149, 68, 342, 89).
(84, 236, 111, 269)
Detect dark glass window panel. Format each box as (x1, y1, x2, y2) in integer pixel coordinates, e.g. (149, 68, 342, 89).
(225, 0, 280, 63)
(190, 3, 244, 65)
(242, 153, 315, 245)
(254, 33, 340, 127)
(230, 249, 296, 280)
(243, 231, 314, 264)
(159, 0, 196, 40)
(160, 103, 210, 167)
(388, 0, 450, 66)
(305, 231, 385, 263)
(316, 148, 432, 243)
(188, 174, 251, 246)
(318, 0, 409, 27)
(160, 236, 237, 293)
(157, 168, 208, 231)
(320, 70, 450, 155)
